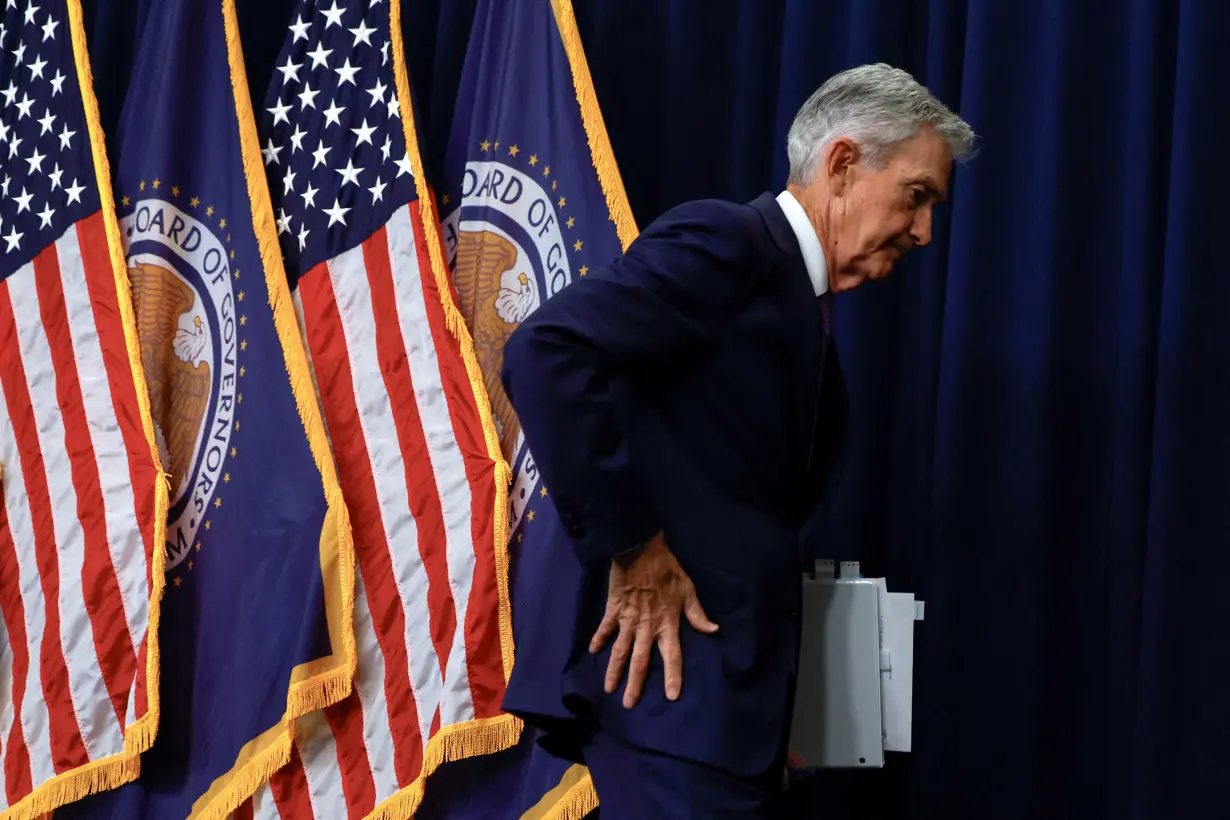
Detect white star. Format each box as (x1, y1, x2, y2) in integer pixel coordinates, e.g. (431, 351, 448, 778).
(349, 19, 376, 47)
(7, 136, 20, 158)
(49, 68, 63, 95)
(41, 14, 56, 41)
(368, 175, 386, 203)
(297, 223, 310, 250)
(381, 39, 390, 66)
(351, 118, 376, 146)
(267, 97, 291, 125)
(289, 124, 307, 152)
(3, 2, 11, 11)
(23, 3, 38, 26)
(37, 108, 53, 135)
(1, 81, 16, 105)
(311, 139, 330, 169)
(36, 201, 53, 228)
(1, 174, 9, 196)
(57, 123, 73, 150)
(297, 82, 319, 110)
(15, 92, 32, 119)
(320, 1, 345, 28)
(324, 197, 350, 227)
(335, 158, 362, 188)
(65, 178, 85, 204)
(25, 146, 44, 174)
(395, 151, 413, 178)
(301, 181, 318, 209)
(289, 14, 310, 42)
(0, 121, 7, 143)
(282, 166, 296, 194)
(0, 23, 6, 48)
(276, 55, 302, 86)
(4, 225, 21, 252)
(366, 78, 387, 108)
(261, 138, 282, 166)
(334, 57, 359, 87)
(13, 41, 25, 66)
(386, 95, 400, 119)
(13, 186, 32, 213)
(47, 162, 61, 189)
(321, 103, 345, 129)
(276, 207, 292, 235)
(306, 42, 332, 70)
(380, 133, 392, 162)
(26, 54, 46, 80)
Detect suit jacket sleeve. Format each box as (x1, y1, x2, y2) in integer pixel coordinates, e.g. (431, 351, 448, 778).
(501, 199, 766, 567)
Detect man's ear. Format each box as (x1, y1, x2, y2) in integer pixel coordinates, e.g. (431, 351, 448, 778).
(824, 137, 859, 195)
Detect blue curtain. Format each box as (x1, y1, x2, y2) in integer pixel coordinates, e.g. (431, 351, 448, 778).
(410, 2, 1230, 818)
(80, 1, 1230, 818)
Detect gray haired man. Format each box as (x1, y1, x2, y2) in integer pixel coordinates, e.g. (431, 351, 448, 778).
(498, 63, 976, 818)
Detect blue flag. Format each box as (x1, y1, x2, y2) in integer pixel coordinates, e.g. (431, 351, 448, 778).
(55, 1, 355, 818)
(423, 0, 637, 816)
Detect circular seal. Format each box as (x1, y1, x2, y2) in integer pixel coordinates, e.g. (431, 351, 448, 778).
(442, 159, 574, 531)
(121, 199, 238, 571)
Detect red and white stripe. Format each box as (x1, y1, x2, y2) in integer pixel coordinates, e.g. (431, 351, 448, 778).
(0, 213, 159, 810)
(233, 200, 505, 818)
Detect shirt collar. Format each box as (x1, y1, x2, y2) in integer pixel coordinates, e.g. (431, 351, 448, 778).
(775, 190, 828, 297)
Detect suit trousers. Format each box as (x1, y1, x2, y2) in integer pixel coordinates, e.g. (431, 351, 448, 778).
(579, 726, 796, 819)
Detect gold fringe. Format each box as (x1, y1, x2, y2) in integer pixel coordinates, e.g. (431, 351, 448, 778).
(0, 750, 141, 820)
(365, 716, 525, 820)
(1, 4, 174, 818)
(539, 773, 599, 820)
(548, 0, 639, 252)
(181, 3, 359, 818)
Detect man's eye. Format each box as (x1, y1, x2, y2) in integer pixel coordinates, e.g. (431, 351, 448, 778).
(911, 189, 927, 206)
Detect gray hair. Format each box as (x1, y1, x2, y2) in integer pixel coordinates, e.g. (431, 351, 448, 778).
(786, 63, 976, 185)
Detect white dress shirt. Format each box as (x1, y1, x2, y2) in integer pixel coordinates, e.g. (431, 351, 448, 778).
(775, 190, 829, 297)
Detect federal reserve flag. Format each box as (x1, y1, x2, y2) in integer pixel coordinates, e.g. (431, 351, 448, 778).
(231, 0, 514, 818)
(0, 1, 165, 817)
(419, 0, 639, 816)
(56, 1, 355, 819)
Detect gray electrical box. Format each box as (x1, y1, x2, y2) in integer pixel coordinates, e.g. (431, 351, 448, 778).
(788, 560, 922, 769)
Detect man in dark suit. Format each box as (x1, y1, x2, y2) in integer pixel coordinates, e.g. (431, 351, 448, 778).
(500, 63, 975, 818)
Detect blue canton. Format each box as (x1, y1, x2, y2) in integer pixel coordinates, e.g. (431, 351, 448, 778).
(0, 0, 99, 281)
(260, 0, 415, 282)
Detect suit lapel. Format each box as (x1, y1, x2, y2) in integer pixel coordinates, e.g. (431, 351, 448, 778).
(749, 193, 824, 477)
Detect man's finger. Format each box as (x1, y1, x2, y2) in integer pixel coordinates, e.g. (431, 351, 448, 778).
(658, 620, 683, 701)
(622, 620, 655, 709)
(603, 621, 634, 694)
(682, 585, 719, 634)
(589, 604, 620, 654)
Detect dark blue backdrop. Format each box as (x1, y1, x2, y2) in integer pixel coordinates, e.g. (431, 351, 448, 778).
(81, 1, 1230, 818)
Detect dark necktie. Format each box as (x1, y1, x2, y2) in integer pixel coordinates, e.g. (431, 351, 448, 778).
(819, 290, 833, 336)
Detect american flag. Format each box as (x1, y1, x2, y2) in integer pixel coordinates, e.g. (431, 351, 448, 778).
(237, 0, 514, 816)
(0, 0, 163, 816)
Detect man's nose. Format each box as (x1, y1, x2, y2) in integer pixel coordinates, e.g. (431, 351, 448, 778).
(910, 207, 933, 246)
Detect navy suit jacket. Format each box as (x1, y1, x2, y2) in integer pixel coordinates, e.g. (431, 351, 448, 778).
(500, 192, 849, 778)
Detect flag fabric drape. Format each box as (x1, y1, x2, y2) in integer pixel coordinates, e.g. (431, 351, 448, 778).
(412, 0, 640, 816)
(52, 1, 357, 818)
(0, 1, 166, 816)
(232, 0, 515, 817)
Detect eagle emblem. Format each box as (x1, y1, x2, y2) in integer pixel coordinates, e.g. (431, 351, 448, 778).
(128, 261, 212, 503)
(451, 229, 537, 461)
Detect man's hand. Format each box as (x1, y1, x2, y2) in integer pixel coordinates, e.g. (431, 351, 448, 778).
(589, 533, 719, 709)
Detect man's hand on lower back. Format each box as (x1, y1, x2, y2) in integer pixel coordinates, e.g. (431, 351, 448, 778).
(589, 532, 719, 709)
